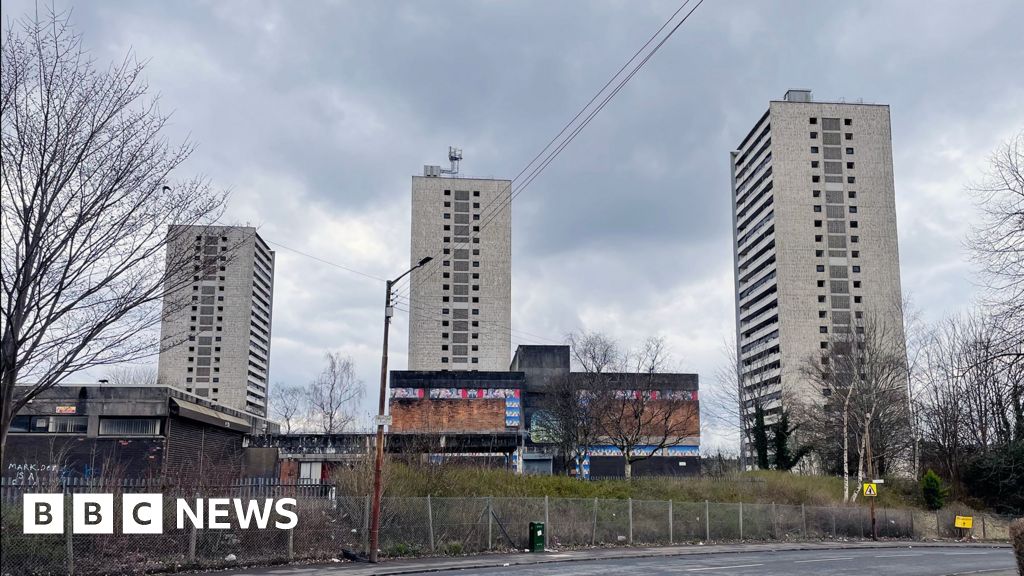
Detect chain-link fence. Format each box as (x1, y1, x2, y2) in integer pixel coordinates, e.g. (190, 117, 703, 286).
(1, 479, 1016, 575)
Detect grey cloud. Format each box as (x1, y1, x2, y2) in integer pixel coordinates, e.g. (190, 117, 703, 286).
(10, 0, 1023, 444)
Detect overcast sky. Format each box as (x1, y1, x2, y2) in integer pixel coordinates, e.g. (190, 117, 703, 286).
(7, 0, 1023, 450)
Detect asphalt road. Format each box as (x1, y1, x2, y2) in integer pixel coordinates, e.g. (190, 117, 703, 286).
(453, 547, 1016, 576)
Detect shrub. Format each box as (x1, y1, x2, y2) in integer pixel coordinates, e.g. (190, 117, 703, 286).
(920, 469, 948, 510)
(1010, 518, 1024, 575)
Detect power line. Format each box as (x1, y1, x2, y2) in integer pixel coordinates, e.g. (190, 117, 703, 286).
(266, 240, 387, 282)
(391, 304, 563, 346)
(394, 0, 705, 303)
(259, 239, 562, 343)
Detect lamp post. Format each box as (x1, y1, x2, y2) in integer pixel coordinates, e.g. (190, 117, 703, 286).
(368, 256, 432, 563)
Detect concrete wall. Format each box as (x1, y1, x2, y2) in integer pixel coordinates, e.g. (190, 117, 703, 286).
(408, 176, 512, 371)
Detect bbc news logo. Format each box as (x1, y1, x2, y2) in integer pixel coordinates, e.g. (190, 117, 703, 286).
(23, 494, 298, 534)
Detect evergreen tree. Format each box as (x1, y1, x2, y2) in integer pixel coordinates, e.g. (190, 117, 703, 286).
(772, 410, 811, 470)
(752, 404, 770, 470)
(920, 469, 948, 510)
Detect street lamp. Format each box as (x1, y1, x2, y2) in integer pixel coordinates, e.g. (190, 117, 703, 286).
(368, 255, 432, 563)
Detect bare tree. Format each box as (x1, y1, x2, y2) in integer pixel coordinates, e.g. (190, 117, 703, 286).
(917, 311, 1023, 492)
(567, 330, 621, 375)
(0, 9, 227, 464)
(594, 337, 699, 479)
(306, 352, 362, 434)
(270, 383, 306, 434)
(534, 373, 602, 476)
(802, 312, 912, 502)
(968, 131, 1024, 337)
(104, 365, 158, 387)
(707, 338, 779, 470)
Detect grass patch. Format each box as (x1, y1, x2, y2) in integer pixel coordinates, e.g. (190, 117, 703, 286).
(360, 464, 922, 508)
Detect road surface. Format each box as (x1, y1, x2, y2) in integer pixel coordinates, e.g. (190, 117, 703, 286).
(210, 544, 1016, 576)
(456, 547, 1016, 575)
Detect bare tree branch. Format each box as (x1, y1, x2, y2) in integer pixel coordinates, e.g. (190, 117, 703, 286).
(0, 9, 228, 464)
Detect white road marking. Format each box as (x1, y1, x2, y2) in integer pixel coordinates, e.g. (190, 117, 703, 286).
(685, 564, 764, 571)
(875, 553, 924, 558)
(793, 556, 855, 563)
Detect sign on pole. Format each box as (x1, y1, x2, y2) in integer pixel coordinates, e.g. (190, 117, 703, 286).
(862, 483, 878, 497)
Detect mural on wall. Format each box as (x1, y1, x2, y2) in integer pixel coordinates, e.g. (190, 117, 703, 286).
(390, 388, 522, 429)
(390, 388, 521, 400)
(587, 445, 700, 457)
(611, 390, 698, 401)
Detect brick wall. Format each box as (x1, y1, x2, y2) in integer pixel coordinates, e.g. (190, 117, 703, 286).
(390, 399, 508, 432)
(598, 398, 700, 440)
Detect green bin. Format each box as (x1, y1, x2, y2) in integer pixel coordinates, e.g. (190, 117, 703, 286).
(528, 521, 545, 552)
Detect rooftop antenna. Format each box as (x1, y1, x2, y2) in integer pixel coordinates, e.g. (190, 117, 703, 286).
(423, 146, 463, 177)
(441, 146, 462, 176)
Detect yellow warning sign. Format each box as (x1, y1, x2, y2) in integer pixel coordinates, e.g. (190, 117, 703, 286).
(862, 483, 877, 497)
(954, 515, 973, 529)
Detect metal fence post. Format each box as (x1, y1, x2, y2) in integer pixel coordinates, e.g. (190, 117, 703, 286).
(363, 495, 371, 554)
(801, 504, 807, 538)
(287, 525, 294, 560)
(704, 500, 710, 542)
(628, 498, 633, 544)
(65, 493, 74, 575)
(544, 495, 550, 549)
(487, 496, 493, 550)
(935, 510, 940, 538)
(669, 499, 674, 544)
(427, 495, 435, 553)
(739, 502, 743, 540)
(591, 497, 598, 546)
(831, 507, 837, 539)
(771, 502, 777, 540)
(188, 492, 198, 563)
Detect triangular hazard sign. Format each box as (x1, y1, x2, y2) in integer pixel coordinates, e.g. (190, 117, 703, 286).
(864, 484, 876, 496)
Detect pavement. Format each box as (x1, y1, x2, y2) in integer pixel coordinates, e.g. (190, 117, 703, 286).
(204, 542, 1017, 576)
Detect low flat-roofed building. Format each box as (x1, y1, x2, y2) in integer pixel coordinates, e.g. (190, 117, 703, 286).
(4, 384, 274, 483)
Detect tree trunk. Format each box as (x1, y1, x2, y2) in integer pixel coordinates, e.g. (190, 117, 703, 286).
(624, 457, 632, 480)
(851, 434, 866, 504)
(842, 396, 850, 503)
(0, 365, 17, 469)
